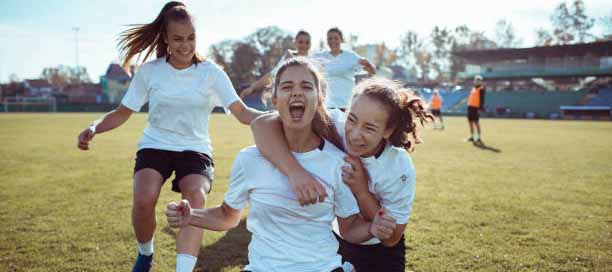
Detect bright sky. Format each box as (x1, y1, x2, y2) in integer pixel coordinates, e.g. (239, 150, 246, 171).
(0, 0, 610, 83)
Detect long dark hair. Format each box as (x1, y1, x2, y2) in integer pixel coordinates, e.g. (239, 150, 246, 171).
(271, 57, 344, 151)
(117, 1, 205, 74)
(353, 77, 434, 152)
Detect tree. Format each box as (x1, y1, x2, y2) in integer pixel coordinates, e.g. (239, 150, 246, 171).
(430, 26, 454, 81)
(354, 43, 398, 68)
(535, 28, 554, 46)
(246, 26, 293, 77)
(449, 25, 497, 81)
(229, 42, 261, 87)
(542, 0, 595, 45)
(209, 39, 236, 72)
(40, 65, 91, 87)
(495, 19, 523, 48)
(601, 11, 612, 36)
(398, 31, 432, 82)
(398, 30, 421, 69)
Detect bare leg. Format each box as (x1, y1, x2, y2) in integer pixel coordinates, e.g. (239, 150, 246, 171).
(132, 169, 164, 243)
(176, 174, 210, 256)
(468, 121, 474, 137)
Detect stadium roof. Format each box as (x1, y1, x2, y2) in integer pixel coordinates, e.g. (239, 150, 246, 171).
(453, 40, 612, 62)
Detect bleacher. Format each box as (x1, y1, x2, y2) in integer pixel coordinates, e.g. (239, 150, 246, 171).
(587, 88, 612, 107)
(436, 90, 588, 118)
(420, 90, 469, 112)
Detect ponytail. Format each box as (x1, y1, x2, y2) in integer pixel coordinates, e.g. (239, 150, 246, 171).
(117, 1, 204, 74)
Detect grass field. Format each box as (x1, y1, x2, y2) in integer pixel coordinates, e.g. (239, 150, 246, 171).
(1, 113, 611, 272)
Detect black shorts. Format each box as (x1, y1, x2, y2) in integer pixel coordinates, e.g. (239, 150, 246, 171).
(134, 148, 214, 193)
(335, 232, 406, 272)
(467, 106, 480, 122)
(431, 109, 441, 116)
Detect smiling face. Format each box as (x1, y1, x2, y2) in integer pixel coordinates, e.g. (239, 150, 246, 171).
(327, 31, 343, 53)
(295, 34, 311, 55)
(345, 95, 394, 157)
(273, 65, 320, 131)
(165, 20, 196, 68)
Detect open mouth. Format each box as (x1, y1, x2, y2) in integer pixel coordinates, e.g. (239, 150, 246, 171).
(289, 101, 305, 121)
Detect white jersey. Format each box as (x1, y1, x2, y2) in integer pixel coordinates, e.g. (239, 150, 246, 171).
(312, 50, 362, 109)
(329, 109, 416, 245)
(224, 141, 360, 272)
(121, 58, 240, 156)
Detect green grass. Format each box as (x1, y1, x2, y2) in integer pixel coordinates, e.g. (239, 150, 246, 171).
(1, 113, 611, 272)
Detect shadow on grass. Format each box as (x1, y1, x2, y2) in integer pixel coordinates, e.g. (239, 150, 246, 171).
(199, 220, 250, 272)
(472, 141, 502, 153)
(161, 219, 251, 272)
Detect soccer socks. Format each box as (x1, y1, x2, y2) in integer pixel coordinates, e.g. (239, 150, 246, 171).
(176, 254, 197, 272)
(137, 240, 154, 256)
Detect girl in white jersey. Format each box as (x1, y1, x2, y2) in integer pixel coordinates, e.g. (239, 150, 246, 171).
(240, 30, 312, 98)
(251, 77, 433, 271)
(75, 2, 262, 272)
(313, 27, 376, 110)
(166, 58, 396, 272)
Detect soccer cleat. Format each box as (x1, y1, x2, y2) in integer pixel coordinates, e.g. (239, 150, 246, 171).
(132, 253, 153, 272)
(467, 137, 474, 142)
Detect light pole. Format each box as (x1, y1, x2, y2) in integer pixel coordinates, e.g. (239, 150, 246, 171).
(72, 27, 80, 83)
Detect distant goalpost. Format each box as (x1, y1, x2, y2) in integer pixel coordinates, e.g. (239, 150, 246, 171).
(2, 97, 57, 112)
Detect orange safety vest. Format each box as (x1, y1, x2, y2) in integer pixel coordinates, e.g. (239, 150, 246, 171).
(431, 95, 442, 110)
(468, 86, 481, 107)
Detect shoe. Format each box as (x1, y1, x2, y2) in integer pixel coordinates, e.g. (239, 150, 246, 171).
(467, 137, 474, 142)
(132, 253, 153, 272)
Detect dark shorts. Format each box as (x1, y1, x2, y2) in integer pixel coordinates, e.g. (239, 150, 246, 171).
(335, 232, 406, 272)
(134, 148, 214, 193)
(431, 109, 441, 116)
(467, 106, 480, 122)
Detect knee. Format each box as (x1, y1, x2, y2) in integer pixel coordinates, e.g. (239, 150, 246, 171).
(133, 191, 157, 211)
(182, 185, 206, 208)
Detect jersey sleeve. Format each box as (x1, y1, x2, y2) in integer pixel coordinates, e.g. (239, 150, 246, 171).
(349, 51, 362, 71)
(377, 154, 416, 224)
(223, 153, 250, 210)
(121, 65, 149, 112)
(211, 65, 240, 108)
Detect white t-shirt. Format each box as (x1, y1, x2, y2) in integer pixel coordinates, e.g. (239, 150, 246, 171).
(121, 58, 240, 156)
(329, 109, 416, 245)
(224, 141, 360, 272)
(312, 50, 362, 109)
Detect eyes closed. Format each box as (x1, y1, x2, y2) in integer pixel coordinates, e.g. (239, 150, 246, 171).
(347, 114, 380, 133)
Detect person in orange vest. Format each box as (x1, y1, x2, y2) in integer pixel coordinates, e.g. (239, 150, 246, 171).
(467, 75, 486, 142)
(430, 90, 444, 129)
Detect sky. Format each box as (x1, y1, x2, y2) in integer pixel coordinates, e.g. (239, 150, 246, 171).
(0, 0, 610, 83)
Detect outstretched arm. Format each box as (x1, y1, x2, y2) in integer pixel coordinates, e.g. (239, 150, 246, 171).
(77, 105, 133, 150)
(228, 100, 265, 125)
(166, 200, 242, 231)
(358, 58, 376, 75)
(250, 113, 328, 206)
(240, 75, 273, 99)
